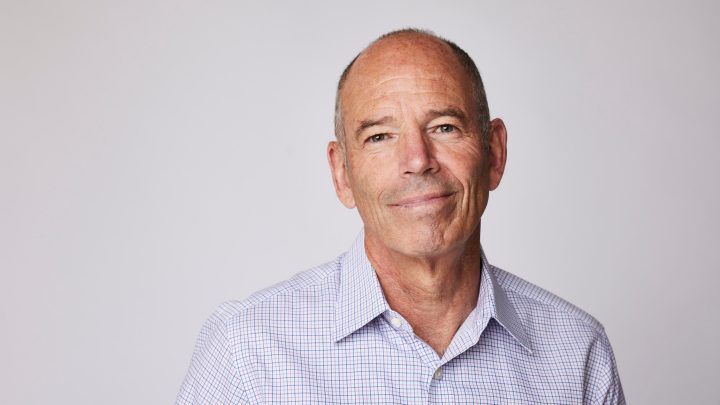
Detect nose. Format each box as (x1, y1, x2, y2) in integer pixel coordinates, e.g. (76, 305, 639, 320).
(397, 129, 439, 176)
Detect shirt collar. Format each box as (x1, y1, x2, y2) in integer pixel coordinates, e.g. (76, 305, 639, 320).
(331, 231, 389, 342)
(478, 249, 533, 352)
(332, 230, 532, 353)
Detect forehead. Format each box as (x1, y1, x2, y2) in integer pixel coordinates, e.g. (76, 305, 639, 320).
(340, 35, 473, 116)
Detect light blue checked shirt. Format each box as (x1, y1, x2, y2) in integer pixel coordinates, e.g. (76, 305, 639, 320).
(177, 232, 624, 404)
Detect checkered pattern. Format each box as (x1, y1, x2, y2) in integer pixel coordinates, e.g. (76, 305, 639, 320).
(177, 232, 624, 404)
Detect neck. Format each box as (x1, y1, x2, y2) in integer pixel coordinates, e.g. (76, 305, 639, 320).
(365, 227, 482, 357)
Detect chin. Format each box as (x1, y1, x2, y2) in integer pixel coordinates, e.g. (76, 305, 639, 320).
(393, 227, 460, 258)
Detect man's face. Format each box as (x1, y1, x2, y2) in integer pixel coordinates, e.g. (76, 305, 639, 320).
(328, 35, 506, 258)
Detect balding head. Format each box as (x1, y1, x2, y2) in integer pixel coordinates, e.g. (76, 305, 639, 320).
(334, 29, 490, 148)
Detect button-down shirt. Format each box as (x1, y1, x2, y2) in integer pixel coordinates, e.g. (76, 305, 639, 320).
(177, 232, 625, 404)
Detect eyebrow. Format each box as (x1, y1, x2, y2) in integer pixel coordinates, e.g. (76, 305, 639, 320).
(427, 107, 468, 124)
(354, 116, 394, 140)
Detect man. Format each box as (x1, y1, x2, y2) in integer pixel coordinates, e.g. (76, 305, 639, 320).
(177, 29, 624, 404)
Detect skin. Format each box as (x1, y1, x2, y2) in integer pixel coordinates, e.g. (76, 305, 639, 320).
(327, 33, 508, 357)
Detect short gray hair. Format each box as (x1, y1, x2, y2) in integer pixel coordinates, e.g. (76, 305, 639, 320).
(333, 28, 491, 148)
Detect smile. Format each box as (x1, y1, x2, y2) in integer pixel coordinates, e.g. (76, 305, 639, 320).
(389, 191, 456, 209)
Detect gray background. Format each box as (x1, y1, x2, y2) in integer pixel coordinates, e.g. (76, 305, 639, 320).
(2, 0, 718, 403)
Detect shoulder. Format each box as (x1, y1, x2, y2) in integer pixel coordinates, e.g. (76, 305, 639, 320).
(490, 264, 605, 335)
(489, 265, 625, 401)
(177, 258, 344, 403)
(207, 256, 342, 328)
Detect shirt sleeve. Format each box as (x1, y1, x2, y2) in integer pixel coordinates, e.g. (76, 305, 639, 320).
(584, 329, 626, 405)
(176, 305, 247, 404)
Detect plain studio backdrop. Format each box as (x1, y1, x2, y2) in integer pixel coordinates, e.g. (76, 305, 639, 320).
(1, 0, 718, 403)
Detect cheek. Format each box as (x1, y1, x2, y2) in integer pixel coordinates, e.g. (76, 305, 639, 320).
(439, 153, 487, 210)
(350, 153, 392, 193)
(347, 164, 385, 210)
(440, 147, 485, 183)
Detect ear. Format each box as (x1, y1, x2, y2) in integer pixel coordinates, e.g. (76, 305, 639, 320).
(327, 141, 356, 208)
(486, 118, 508, 191)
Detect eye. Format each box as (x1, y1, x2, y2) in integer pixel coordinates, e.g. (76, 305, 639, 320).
(367, 134, 388, 143)
(436, 124, 457, 133)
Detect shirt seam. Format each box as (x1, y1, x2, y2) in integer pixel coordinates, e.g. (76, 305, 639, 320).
(224, 314, 250, 402)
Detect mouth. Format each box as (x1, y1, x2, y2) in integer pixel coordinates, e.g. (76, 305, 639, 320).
(389, 191, 456, 209)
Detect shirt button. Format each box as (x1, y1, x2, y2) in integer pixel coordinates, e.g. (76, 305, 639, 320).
(390, 317, 403, 328)
(433, 367, 443, 380)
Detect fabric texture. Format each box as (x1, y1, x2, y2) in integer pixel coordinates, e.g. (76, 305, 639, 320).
(177, 232, 625, 404)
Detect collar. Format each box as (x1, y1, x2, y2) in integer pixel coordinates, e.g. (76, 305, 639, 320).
(331, 230, 532, 353)
(478, 249, 533, 353)
(331, 231, 389, 342)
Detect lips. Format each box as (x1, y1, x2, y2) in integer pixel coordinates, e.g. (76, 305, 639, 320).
(389, 191, 455, 208)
